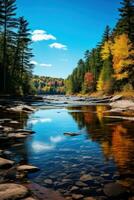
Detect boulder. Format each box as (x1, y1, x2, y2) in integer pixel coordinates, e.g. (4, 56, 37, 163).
(0, 157, 14, 168)
(0, 183, 28, 200)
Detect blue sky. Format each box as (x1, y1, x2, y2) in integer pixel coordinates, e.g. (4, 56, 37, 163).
(16, 0, 121, 78)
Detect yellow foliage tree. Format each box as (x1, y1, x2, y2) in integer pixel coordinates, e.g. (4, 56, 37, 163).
(112, 34, 134, 80)
(97, 40, 113, 93)
(101, 41, 112, 60)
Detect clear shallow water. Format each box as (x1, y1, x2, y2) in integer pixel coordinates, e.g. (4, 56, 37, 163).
(11, 105, 134, 199)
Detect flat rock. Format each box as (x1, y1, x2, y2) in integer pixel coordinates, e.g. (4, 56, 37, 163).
(103, 183, 127, 197)
(72, 194, 84, 199)
(110, 95, 123, 102)
(110, 100, 134, 110)
(75, 181, 88, 187)
(70, 186, 79, 192)
(15, 129, 35, 134)
(80, 174, 93, 182)
(0, 183, 28, 200)
(64, 132, 80, 137)
(0, 157, 14, 168)
(17, 165, 39, 173)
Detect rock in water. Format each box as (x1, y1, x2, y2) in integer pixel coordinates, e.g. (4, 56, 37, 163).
(72, 194, 84, 199)
(17, 165, 39, 173)
(80, 174, 93, 182)
(103, 183, 127, 197)
(0, 157, 14, 169)
(0, 183, 28, 200)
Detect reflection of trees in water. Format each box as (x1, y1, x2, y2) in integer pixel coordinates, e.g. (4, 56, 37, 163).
(68, 106, 134, 185)
(0, 110, 29, 129)
(68, 105, 112, 143)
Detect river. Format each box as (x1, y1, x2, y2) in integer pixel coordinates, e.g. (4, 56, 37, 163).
(7, 99, 134, 200)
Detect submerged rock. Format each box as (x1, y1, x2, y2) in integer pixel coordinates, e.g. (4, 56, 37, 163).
(72, 194, 84, 199)
(103, 183, 127, 197)
(75, 181, 88, 187)
(80, 174, 93, 182)
(44, 179, 53, 185)
(0, 183, 28, 200)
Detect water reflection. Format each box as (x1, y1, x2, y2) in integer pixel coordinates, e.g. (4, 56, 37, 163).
(68, 105, 134, 187)
(2, 104, 133, 197)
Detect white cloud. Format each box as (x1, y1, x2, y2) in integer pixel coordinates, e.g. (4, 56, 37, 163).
(32, 142, 54, 152)
(40, 63, 52, 67)
(49, 42, 67, 50)
(40, 118, 52, 123)
(30, 60, 38, 65)
(50, 136, 64, 143)
(28, 118, 52, 125)
(32, 30, 56, 42)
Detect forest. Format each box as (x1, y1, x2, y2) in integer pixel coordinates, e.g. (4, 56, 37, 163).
(65, 0, 134, 96)
(0, 0, 34, 95)
(32, 76, 65, 95)
(0, 0, 134, 97)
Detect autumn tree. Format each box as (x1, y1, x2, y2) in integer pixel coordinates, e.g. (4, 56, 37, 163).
(112, 34, 134, 88)
(82, 72, 94, 93)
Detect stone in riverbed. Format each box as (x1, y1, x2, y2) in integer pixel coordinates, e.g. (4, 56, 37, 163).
(15, 129, 35, 134)
(17, 165, 39, 173)
(80, 174, 93, 182)
(72, 194, 84, 199)
(84, 198, 96, 200)
(44, 179, 53, 185)
(75, 181, 88, 187)
(0, 157, 14, 168)
(70, 186, 79, 192)
(0, 183, 28, 200)
(103, 183, 127, 197)
(23, 197, 37, 200)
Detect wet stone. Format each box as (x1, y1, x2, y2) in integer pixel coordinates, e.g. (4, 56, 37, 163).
(44, 179, 53, 185)
(75, 181, 88, 187)
(0, 183, 28, 200)
(70, 186, 79, 192)
(84, 197, 96, 200)
(80, 174, 93, 182)
(72, 194, 84, 200)
(0, 157, 14, 169)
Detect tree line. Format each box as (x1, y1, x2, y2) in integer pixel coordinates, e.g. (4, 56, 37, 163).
(32, 75, 65, 95)
(0, 0, 34, 95)
(65, 0, 134, 95)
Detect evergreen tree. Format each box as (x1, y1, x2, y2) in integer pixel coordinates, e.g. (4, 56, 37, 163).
(115, 0, 134, 42)
(0, 0, 17, 93)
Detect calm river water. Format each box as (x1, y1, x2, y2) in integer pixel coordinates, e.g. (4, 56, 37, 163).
(10, 104, 134, 199)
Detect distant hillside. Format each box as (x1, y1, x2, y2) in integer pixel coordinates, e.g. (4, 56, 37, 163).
(32, 75, 65, 95)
